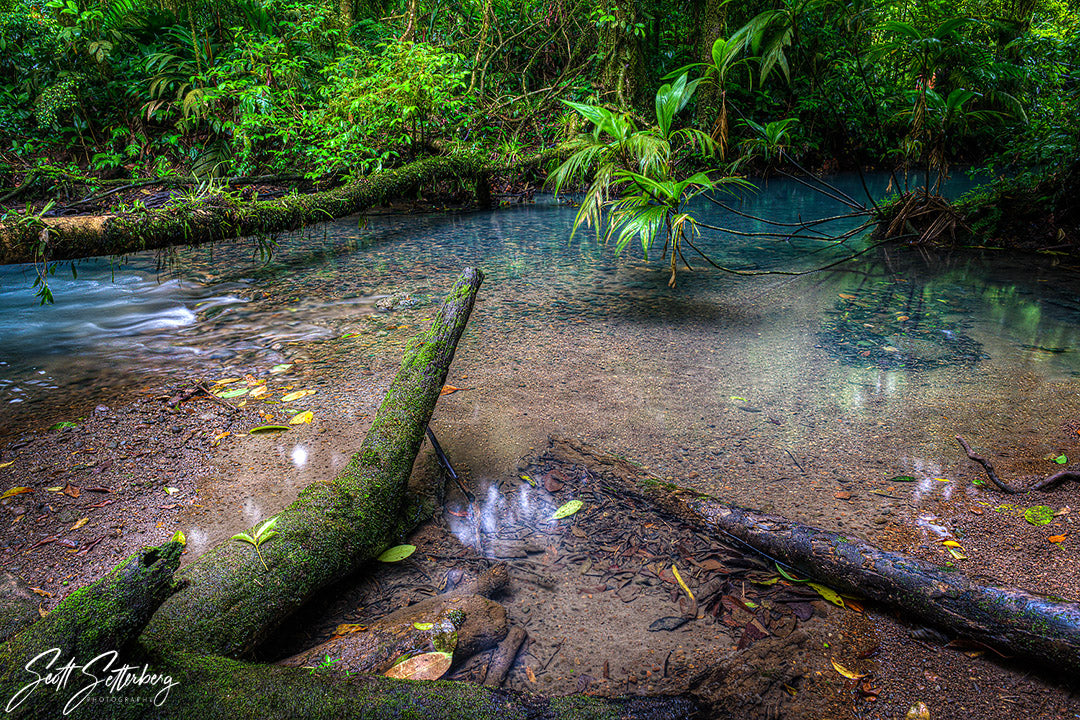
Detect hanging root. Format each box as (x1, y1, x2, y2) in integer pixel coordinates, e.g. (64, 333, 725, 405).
(881, 191, 969, 245)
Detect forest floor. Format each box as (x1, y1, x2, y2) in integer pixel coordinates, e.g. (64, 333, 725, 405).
(2, 361, 1079, 719)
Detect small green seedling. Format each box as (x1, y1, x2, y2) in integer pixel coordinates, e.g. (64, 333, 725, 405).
(232, 516, 279, 571)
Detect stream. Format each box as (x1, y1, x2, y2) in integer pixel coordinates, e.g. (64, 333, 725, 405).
(2, 173, 1079, 544)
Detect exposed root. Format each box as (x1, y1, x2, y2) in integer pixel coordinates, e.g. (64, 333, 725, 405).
(956, 435, 1080, 493)
(882, 190, 969, 245)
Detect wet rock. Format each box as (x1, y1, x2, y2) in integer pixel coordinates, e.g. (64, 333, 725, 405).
(648, 616, 689, 632)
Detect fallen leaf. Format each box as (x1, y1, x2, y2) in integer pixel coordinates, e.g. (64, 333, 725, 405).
(250, 386, 268, 398)
(440, 385, 460, 396)
(552, 499, 583, 520)
(0, 461, 13, 469)
(377, 544, 416, 562)
(281, 389, 315, 402)
(808, 582, 845, 607)
(896, 315, 910, 321)
(838, 293, 856, 300)
(946, 547, 967, 560)
(520, 474, 536, 487)
(672, 563, 695, 603)
(37, 607, 47, 618)
(889, 475, 916, 482)
(62, 484, 80, 498)
(383, 651, 453, 681)
(835, 491, 852, 500)
(213, 378, 241, 385)
(831, 658, 868, 680)
(905, 701, 930, 720)
(164, 487, 180, 495)
(845, 599, 865, 613)
(30, 587, 54, 598)
(171, 530, 186, 546)
(1049, 534, 1067, 543)
(334, 623, 368, 635)
(1053, 454, 1068, 465)
(249, 425, 289, 434)
(289, 410, 314, 425)
(1024, 505, 1054, 525)
(942, 540, 962, 547)
(525, 666, 537, 683)
(0, 486, 32, 500)
(270, 364, 293, 374)
(217, 388, 249, 399)
(45, 486, 63, 492)
(70, 517, 88, 531)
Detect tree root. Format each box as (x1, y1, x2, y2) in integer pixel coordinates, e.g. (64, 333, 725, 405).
(956, 435, 1080, 492)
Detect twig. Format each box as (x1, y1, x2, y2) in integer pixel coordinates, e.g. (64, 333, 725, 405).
(955, 435, 1019, 493)
(784, 449, 807, 476)
(195, 382, 241, 413)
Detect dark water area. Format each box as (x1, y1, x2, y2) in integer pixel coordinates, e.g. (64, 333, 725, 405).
(1, 174, 1079, 534)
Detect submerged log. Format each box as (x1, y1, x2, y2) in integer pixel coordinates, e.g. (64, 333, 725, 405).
(547, 435, 1080, 678)
(140, 268, 484, 657)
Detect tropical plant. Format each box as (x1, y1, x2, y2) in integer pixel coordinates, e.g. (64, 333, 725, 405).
(548, 72, 749, 286)
(231, 515, 279, 572)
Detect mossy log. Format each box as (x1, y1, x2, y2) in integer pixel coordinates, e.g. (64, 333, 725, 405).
(140, 267, 484, 657)
(0, 149, 566, 265)
(0, 571, 39, 643)
(547, 435, 1080, 678)
(0, 543, 182, 718)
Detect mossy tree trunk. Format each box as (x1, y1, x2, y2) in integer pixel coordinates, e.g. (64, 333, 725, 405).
(140, 268, 485, 657)
(0, 149, 567, 267)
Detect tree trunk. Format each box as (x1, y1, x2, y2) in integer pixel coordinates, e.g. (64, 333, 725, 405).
(140, 268, 484, 657)
(546, 435, 1080, 677)
(0, 149, 568, 266)
(598, 0, 646, 109)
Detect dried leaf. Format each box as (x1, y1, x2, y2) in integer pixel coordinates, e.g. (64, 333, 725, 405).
(213, 378, 241, 385)
(905, 701, 930, 720)
(334, 623, 368, 636)
(250, 386, 269, 398)
(62, 484, 80, 498)
(45, 486, 63, 492)
(552, 499, 583, 520)
(164, 487, 180, 495)
(440, 385, 460, 396)
(525, 666, 537, 683)
(289, 410, 314, 425)
(70, 517, 88, 531)
(377, 544, 416, 562)
(0, 486, 32, 500)
(31, 587, 53, 598)
(281, 389, 315, 402)
(1049, 534, 1067, 543)
(384, 651, 452, 681)
(831, 659, 868, 680)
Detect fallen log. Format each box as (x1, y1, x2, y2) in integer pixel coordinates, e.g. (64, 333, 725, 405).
(0, 149, 566, 266)
(0, 543, 183, 718)
(1, 542, 696, 720)
(140, 267, 484, 657)
(546, 435, 1080, 678)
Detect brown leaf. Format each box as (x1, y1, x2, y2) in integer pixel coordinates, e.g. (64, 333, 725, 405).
(544, 474, 565, 492)
(62, 484, 80, 498)
(30, 587, 53, 598)
(334, 623, 368, 636)
(1049, 534, 1067, 543)
(70, 517, 89, 531)
(834, 491, 852, 500)
(384, 652, 453, 681)
(525, 665, 537, 683)
(439, 385, 461, 396)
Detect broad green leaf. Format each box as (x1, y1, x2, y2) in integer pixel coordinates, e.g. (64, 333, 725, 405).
(1053, 454, 1068, 465)
(889, 475, 916, 482)
(217, 388, 249, 399)
(270, 364, 293, 374)
(383, 651, 452, 681)
(171, 530, 186, 546)
(49, 421, 78, 430)
(249, 425, 290, 434)
(1024, 505, 1054, 525)
(552, 499, 583, 520)
(807, 582, 845, 607)
(232, 532, 255, 545)
(378, 544, 417, 562)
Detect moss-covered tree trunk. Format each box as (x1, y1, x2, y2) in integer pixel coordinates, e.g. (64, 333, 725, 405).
(598, 0, 646, 109)
(140, 268, 485, 657)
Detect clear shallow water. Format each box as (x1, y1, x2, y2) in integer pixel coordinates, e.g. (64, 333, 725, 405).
(1, 174, 1079, 533)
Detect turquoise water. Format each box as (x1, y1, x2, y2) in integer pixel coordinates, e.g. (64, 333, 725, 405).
(1, 175, 1079, 532)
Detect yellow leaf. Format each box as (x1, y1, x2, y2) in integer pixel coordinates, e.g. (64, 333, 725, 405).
(525, 666, 537, 683)
(213, 378, 241, 385)
(334, 623, 368, 636)
(831, 659, 867, 680)
(45, 486, 63, 492)
(440, 385, 461, 396)
(0, 486, 32, 500)
(70, 517, 88, 531)
(942, 540, 962, 547)
(808, 582, 845, 607)
(0, 461, 13, 469)
(671, 563, 695, 603)
(1049, 534, 1067, 543)
(250, 386, 268, 398)
(282, 389, 315, 402)
(30, 587, 53, 598)
(290, 410, 314, 425)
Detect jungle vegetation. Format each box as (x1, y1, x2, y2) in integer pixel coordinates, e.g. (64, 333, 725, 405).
(0, 0, 1077, 252)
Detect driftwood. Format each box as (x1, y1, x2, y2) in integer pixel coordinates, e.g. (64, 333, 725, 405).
(957, 435, 1080, 493)
(547, 435, 1080, 678)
